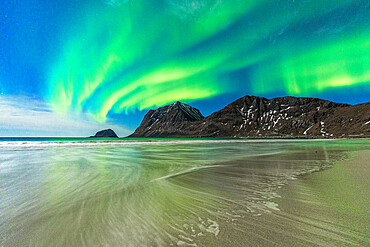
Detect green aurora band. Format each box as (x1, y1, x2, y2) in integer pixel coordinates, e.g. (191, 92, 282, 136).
(47, 0, 370, 122)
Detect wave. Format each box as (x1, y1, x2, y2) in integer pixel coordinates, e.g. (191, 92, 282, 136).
(0, 138, 334, 149)
(151, 150, 285, 182)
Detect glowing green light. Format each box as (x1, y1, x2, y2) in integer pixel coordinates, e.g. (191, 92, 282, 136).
(46, 0, 368, 122)
(253, 32, 370, 95)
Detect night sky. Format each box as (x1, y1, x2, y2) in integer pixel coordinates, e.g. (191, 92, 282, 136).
(0, 0, 369, 136)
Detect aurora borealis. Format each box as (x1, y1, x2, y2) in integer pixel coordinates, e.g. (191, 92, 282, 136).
(1, 0, 369, 135)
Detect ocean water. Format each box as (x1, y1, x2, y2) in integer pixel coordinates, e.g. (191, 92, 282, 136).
(0, 138, 369, 246)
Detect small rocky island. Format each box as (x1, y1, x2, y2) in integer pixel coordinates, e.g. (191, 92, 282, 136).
(91, 129, 118, 138)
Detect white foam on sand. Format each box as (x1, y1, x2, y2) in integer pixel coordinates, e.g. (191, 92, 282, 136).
(205, 219, 220, 236)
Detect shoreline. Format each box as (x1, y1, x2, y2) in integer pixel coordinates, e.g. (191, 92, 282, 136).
(1, 136, 369, 140)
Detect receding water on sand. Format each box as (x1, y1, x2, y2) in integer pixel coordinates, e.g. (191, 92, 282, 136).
(0, 139, 369, 246)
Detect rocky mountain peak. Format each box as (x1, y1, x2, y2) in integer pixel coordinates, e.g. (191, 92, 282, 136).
(150, 101, 204, 122)
(129, 101, 204, 137)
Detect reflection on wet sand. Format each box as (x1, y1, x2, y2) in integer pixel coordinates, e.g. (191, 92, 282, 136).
(0, 139, 368, 246)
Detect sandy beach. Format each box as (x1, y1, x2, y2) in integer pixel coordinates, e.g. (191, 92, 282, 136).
(1, 139, 369, 246)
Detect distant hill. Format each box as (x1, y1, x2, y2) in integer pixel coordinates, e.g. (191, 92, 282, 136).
(130, 96, 370, 138)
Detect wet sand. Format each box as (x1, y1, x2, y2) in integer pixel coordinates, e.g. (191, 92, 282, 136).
(197, 150, 369, 246)
(274, 150, 369, 246)
(1, 139, 369, 246)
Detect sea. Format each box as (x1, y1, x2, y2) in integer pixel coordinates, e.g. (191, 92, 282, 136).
(0, 138, 369, 246)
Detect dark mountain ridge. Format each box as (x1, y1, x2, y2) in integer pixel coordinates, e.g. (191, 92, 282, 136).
(130, 96, 370, 138)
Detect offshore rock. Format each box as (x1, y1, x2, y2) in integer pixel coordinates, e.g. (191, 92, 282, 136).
(91, 129, 118, 138)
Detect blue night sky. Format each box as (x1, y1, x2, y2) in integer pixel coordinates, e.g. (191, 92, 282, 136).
(0, 0, 369, 136)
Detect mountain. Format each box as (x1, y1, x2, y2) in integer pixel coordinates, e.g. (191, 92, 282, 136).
(91, 129, 118, 138)
(130, 96, 370, 138)
(130, 101, 204, 137)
